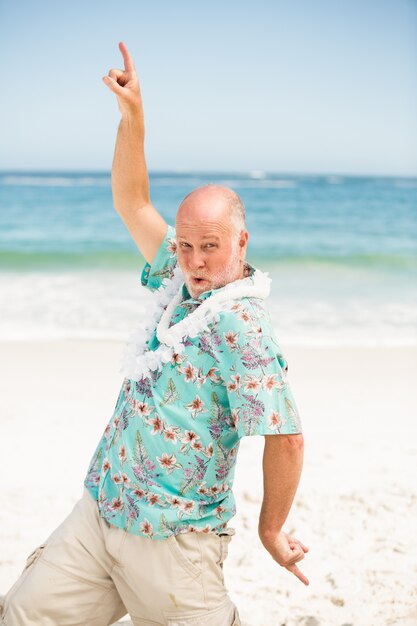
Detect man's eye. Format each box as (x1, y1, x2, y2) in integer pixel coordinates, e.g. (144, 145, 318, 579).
(180, 242, 191, 248)
(205, 243, 216, 248)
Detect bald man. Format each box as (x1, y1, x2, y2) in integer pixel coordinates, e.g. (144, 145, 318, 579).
(0, 43, 308, 626)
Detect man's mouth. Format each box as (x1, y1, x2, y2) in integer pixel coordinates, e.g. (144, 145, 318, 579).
(192, 277, 207, 284)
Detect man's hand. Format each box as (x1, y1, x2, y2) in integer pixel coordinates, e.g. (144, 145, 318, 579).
(103, 42, 168, 263)
(103, 42, 142, 117)
(259, 529, 309, 586)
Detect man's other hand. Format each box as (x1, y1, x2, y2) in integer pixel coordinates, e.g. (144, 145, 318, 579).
(259, 529, 310, 585)
(103, 42, 142, 117)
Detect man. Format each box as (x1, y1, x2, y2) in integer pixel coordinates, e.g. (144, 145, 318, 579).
(0, 42, 308, 626)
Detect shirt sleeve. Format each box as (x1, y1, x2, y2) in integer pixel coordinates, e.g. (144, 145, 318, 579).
(215, 301, 302, 438)
(140, 224, 178, 292)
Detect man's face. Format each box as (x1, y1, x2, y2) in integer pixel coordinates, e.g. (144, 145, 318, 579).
(175, 220, 245, 300)
(175, 186, 248, 299)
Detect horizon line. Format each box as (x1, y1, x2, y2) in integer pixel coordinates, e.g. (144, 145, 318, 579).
(0, 168, 416, 180)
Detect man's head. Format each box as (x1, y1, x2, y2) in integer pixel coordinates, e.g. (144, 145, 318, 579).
(175, 184, 249, 299)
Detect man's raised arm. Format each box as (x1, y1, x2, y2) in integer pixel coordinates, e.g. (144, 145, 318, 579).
(103, 42, 168, 265)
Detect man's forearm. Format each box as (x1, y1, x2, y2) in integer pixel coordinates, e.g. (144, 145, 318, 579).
(258, 434, 304, 539)
(112, 111, 150, 215)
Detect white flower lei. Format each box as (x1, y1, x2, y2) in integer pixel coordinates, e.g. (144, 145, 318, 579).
(121, 264, 271, 382)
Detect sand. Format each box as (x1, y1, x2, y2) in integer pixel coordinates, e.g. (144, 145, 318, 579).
(1, 340, 416, 625)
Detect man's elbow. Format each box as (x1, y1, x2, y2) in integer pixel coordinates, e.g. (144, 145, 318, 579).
(264, 433, 304, 452)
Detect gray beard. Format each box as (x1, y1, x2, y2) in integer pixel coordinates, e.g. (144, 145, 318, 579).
(184, 254, 243, 299)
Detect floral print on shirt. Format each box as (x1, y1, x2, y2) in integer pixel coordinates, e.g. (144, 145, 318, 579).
(84, 224, 302, 539)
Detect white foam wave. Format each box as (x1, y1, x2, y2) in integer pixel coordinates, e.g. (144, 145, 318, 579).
(1, 173, 299, 190)
(249, 170, 266, 179)
(211, 178, 297, 189)
(150, 176, 297, 189)
(0, 270, 415, 347)
(1, 175, 110, 187)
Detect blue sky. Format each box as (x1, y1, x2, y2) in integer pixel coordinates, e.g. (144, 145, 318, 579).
(0, 0, 416, 176)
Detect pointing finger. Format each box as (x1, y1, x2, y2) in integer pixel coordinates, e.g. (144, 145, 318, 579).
(286, 563, 310, 586)
(119, 41, 135, 73)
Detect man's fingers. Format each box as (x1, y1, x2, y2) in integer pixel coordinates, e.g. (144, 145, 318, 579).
(102, 75, 125, 97)
(286, 563, 310, 586)
(289, 539, 309, 553)
(293, 539, 308, 553)
(108, 68, 124, 82)
(289, 544, 305, 563)
(119, 41, 135, 73)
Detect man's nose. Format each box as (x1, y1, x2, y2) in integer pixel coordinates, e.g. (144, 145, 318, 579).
(189, 249, 206, 270)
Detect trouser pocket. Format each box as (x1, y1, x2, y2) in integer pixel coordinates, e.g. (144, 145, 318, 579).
(23, 543, 46, 572)
(167, 533, 202, 578)
(1, 543, 47, 619)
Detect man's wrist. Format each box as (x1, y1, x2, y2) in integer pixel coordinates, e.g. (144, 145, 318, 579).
(258, 519, 285, 541)
(259, 499, 289, 534)
(120, 108, 144, 130)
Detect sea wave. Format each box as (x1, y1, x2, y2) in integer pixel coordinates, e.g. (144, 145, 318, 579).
(0, 270, 415, 346)
(145, 176, 297, 189)
(394, 179, 417, 189)
(0, 175, 111, 187)
(218, 178, 297, 189)
(1, 249, 416, 272)
(0, 250, 140, 270)
(0, 172, 299, 190)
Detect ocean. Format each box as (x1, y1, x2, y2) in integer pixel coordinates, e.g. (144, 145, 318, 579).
(0, 171, 416, 346)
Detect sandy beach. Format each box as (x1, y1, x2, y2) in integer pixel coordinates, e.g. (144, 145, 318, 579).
(1, 340, 416, 625)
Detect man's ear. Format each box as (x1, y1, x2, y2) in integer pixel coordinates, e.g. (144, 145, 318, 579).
(239, 230, 249, 249)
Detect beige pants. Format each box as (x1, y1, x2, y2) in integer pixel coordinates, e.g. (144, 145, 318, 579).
(1, 488, 241, 626)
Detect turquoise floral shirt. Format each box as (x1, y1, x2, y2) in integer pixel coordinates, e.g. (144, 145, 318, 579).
(84, 225, 302, 539)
